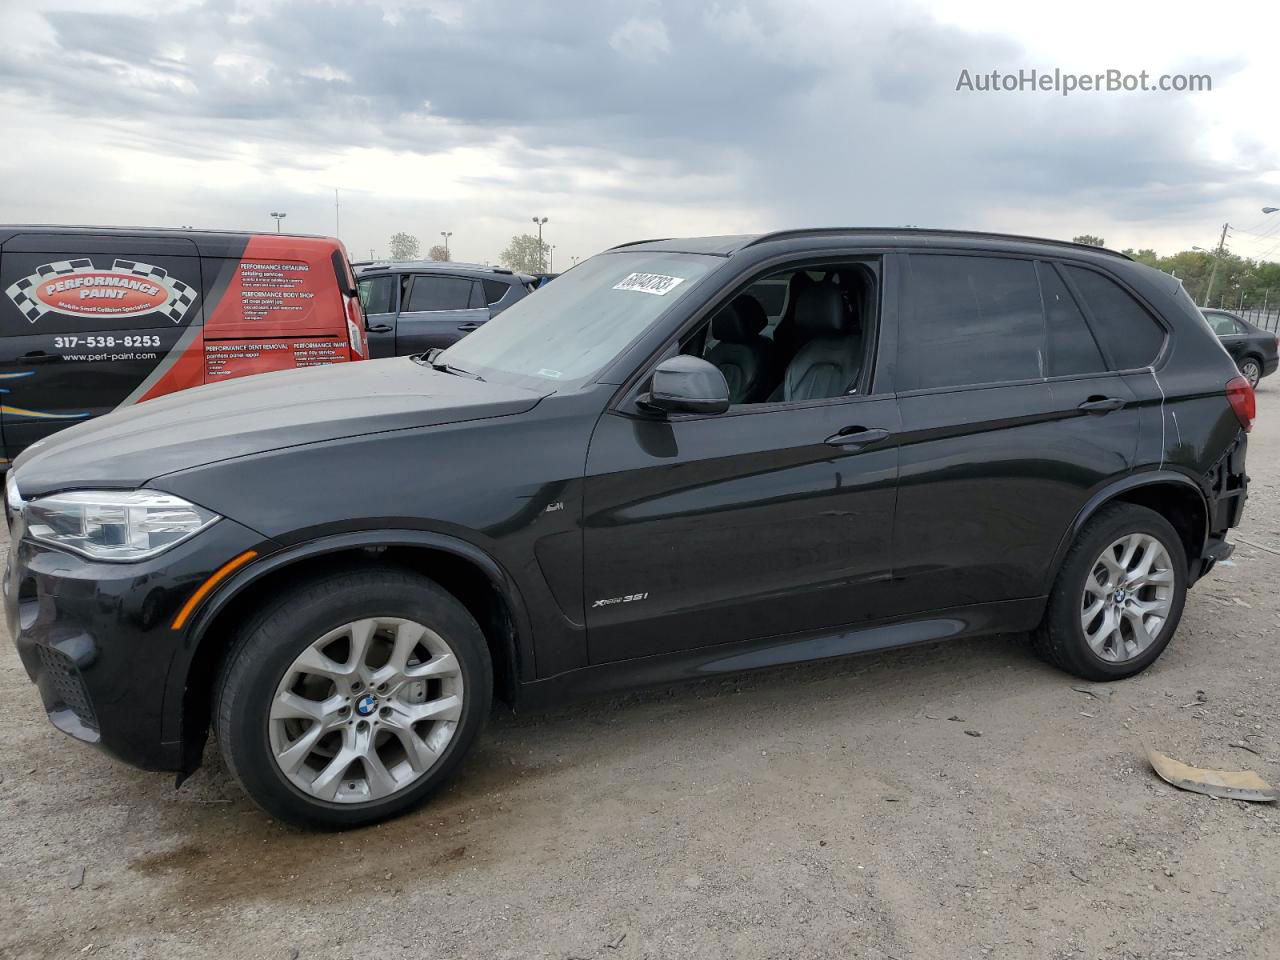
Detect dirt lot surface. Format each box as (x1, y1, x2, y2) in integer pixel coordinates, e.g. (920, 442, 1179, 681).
(3, 391, 1280, 960)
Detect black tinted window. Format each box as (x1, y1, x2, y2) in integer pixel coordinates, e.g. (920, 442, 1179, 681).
(1041, 264, 1105, 376)
(406, 276, 475, 312)
(482, 279, 509, 305)
(1063, 266, 1165, 369)
(901, 255, 1043, 390)
(358, 274, 395, 314)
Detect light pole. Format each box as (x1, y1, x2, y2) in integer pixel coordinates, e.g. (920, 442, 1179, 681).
(550, 245, 556, 272)
(440, 231, 452, 260)
(531, 216, 548, 271)
(270, 211, 287, 233)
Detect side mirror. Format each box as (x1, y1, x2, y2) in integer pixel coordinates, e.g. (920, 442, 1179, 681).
(639, 355, 731, 416)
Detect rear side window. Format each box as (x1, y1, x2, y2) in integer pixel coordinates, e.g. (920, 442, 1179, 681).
(1040, 263, 1106, 377)
(358, 275, 396, 314)
(900, 255, 1044, 390)
(1204, 311, 1243, 336)
(482, 279, 509, 305)
(1062, 265, 1165, 369)
(405, 275, 475, 312)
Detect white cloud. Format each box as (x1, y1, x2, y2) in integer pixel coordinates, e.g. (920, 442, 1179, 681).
(609, 16, 672, 62)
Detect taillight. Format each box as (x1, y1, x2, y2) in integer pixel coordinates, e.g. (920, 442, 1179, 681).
(345, 296, 366, 357)
(1226, 375, 1255, 431)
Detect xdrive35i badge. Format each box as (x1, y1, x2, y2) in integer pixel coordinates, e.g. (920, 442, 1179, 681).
(591, 592, 650, 609)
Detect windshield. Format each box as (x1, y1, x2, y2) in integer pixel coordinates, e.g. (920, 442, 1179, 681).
(436, 251, 719, 388)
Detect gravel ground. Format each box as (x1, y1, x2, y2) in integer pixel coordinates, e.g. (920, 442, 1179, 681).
(3, 390, 1280, 960)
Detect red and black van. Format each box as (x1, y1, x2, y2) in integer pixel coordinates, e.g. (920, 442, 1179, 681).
(0, 225, 367, 467)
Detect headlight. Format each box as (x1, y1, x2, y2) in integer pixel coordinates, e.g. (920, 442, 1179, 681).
(25, 490, 220, 561)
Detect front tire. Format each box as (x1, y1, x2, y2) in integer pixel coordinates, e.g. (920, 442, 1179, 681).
(1033, 503, 1187, 681)
(215, 567, 492, 829)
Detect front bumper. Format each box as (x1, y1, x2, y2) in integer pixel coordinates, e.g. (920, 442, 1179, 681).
(5, 516, 267, 771)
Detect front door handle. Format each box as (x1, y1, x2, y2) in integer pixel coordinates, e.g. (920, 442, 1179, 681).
(457, 322, 482, 332)
(366, 323, 393, 334)
(1078, 396, 1126, 414)
(824, 426, 890, 448)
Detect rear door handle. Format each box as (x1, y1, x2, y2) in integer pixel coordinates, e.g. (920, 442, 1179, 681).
(366, 323, 393, 334)
(824, 426, 890, 448)
(1078, 396, 1126, 414)
(19, 352, 59, 365)
(457, 322, 482, 332)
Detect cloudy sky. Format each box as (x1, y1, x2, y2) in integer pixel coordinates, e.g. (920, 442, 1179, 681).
(2, 0, 1279, 265)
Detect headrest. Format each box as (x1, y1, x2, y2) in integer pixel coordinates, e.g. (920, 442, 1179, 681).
(793, 285, 852, 334)
(712, 294, 768, 343)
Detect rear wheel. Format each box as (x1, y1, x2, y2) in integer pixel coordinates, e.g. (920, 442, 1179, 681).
(1033, 503, 1187, 681)
(1240, 356, 1262, 388)
(215, 567, 492, 829)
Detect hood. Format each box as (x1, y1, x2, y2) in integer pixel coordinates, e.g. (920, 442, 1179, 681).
(12, 357, 546, 495)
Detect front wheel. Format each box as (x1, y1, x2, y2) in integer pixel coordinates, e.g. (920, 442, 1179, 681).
(1033, 503, 1187, 681)
(215, 567, 493, 829)
(1240, 357, 1262, 389)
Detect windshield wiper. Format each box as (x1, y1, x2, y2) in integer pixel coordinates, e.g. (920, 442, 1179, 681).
(415, 350, 484, 381)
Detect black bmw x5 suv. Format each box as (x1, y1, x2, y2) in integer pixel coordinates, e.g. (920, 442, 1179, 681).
(5, 229, 1252, 828)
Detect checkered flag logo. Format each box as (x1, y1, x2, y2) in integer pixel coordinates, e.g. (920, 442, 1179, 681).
(4, 258, 198, 324)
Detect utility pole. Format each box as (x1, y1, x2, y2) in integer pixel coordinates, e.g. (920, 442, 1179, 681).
(334, 189, 341, 241)
(1203, 221, 1229, 307)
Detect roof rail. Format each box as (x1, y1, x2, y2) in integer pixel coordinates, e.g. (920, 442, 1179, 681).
(744, 227, 1133, 260)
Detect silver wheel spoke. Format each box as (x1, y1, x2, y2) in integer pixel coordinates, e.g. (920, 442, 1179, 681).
(268, 615, 466, 805)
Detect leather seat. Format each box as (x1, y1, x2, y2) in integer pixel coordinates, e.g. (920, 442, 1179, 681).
(769, 270, 816, 362)
(778, 286, 862, 402)
(706, 295, 773, 403)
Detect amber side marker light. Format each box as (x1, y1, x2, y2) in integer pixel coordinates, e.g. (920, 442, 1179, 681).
(170, 550, 258, 630)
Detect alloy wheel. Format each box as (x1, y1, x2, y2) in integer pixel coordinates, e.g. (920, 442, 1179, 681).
(1242, 359, 1261, 388)
(1080, 533, 1175, 663)
(268, 617, 464, 803)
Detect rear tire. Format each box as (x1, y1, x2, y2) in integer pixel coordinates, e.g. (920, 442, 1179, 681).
(1033, 503, 1187, 681)
(1241, 356, 1262, 389)
(214, 566, 492, 829)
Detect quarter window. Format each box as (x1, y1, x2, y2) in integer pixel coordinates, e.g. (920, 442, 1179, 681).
(1062, 266, 1165, 369)
(482, 279, 509, 305)
(1041, 263, 1106, 377)
(900, 255, 1044, 391)
(405, 276, 476, 312)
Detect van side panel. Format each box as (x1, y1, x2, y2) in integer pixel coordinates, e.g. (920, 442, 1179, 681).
(0, 232, 206, 459)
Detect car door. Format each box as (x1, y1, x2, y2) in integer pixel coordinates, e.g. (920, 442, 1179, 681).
(581, 258, 900, 665)
(358, 272, 398, 358)
(0, 231, 202, 459)
(395, 274, 489, 354)
(889, 252, 1138, 615)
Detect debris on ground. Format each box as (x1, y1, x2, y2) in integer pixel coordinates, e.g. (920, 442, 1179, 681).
(1146, 746, 1277, 802)
(964, 730, 982, 738)
(69, 866, 85, 890)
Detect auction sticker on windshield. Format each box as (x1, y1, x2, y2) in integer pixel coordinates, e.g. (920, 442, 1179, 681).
(613, 273, 685, 296)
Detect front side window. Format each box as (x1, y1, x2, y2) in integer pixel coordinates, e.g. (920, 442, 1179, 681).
(899, 255, 1044, 391)
(405, 275, 476, 312)
(358, 274, 396, 315)
(1062, 265, 1166, 369)
(437, 251, 717, 389)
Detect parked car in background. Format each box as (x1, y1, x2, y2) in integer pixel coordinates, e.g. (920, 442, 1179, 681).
(0, 226, 365, 467)
(355, 261, 534, 357)
(1201, 308, 1278, 388)
(6, 228, 1251, 829)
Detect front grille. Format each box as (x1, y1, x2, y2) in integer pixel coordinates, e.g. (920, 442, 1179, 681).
(36, 644, 98, 730)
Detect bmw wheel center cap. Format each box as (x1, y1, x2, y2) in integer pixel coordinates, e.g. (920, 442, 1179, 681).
(356, 693, 379, 716)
